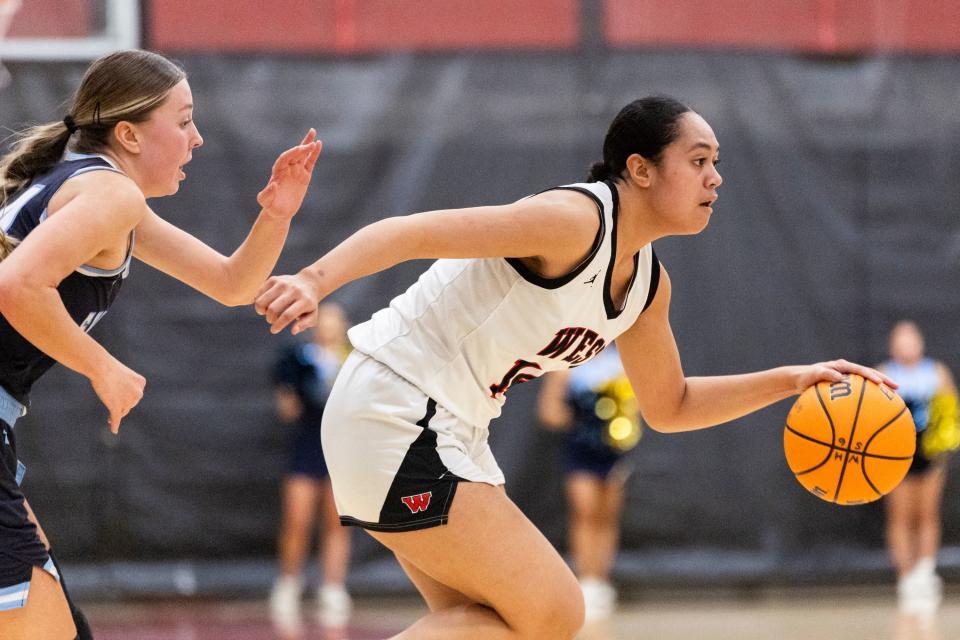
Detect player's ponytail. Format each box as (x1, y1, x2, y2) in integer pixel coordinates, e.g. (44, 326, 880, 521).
(587, 161, 614, 182)
(586, 95, 691, 183)
(0, 121, 71, 262)
(0, 231, 14, 262)
(1, 120, 74, 206)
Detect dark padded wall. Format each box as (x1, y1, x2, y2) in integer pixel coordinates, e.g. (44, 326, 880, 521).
(2, 52, 959, 579)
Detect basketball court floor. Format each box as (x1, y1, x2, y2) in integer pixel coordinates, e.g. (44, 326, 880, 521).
(81, 586, 959, 639)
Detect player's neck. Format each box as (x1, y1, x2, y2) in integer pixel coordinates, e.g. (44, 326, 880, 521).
(611, 181, 662, 250)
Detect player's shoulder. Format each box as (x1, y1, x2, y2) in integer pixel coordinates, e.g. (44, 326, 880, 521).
(57, 169, 147, 222)
(527, 182, 607, 211)
(518, 186, 604, 234)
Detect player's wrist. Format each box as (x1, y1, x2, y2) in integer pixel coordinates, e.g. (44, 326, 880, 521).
(296, 265, 328, 300)
(773, 365, 808, 396)
(81, 351, 120, 385)
(259, 206, 295, 224)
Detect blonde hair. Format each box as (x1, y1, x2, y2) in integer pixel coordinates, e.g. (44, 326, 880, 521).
(0, 49, 185, 260)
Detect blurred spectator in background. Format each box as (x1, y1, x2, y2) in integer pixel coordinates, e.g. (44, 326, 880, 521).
(269, 303, 353, 634)
(880, 320, 959, 615)
(538, 344, 641, 622)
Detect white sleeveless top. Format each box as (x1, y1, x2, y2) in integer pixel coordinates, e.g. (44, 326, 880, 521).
(348, 180, 660, 429)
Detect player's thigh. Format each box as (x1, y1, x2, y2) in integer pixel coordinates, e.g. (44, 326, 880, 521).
(0, 567, 75, 640)
(394, 553, 474, 612)
(369, 482, 584, 634)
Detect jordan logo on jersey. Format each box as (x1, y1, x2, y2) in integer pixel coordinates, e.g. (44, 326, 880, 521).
(401, 491, 433, 513)
(489, 327, 607, 398)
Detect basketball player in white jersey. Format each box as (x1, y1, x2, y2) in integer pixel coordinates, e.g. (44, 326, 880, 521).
(255, 96, 894, 639)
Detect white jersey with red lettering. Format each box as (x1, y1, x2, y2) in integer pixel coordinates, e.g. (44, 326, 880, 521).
(348, 179, 661, 429)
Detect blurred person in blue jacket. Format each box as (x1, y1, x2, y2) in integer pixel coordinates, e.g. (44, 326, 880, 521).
(270, 303, 353, 633)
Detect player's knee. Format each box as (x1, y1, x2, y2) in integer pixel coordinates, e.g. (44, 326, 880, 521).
(517, 574, 584, 639)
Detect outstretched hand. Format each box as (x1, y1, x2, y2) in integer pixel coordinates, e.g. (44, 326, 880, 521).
(254, 272, 321, 335)
(794, 359, 898, 394)
(257, 129, 322, 220)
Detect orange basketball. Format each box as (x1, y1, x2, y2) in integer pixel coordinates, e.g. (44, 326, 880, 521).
(784, 373, 916, 505)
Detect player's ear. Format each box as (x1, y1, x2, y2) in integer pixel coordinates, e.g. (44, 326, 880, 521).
(112, 121, 142, 155)
(625, 153, 651, 187)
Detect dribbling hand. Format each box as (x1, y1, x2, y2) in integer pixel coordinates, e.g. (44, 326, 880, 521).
(254, 272, 320, 335)
(89, 359, 146, 434)
(793, 359, 897, 394)
(257, 129, 322, 221)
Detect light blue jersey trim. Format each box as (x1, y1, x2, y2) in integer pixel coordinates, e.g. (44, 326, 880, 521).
(0, 385, 25, 426)
(0, 558, 61, 611)
(63, 150, 121, 170)
(0, 581, 29, 611)
(42, 557, 60, 581)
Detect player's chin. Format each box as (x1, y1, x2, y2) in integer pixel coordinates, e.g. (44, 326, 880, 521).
(676, 214, 711, 235)
(690, 207, 713, 233)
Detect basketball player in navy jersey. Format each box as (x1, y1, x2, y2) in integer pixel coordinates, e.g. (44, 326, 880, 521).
(256, 96, 894, 639)
(0, 50, 320, 639)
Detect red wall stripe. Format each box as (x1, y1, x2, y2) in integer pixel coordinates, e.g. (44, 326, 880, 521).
(605, 0, 960, 54)
(149, 0, 579, 54)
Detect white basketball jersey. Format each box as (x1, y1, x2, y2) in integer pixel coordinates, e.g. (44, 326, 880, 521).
(348, 180, 660, 429)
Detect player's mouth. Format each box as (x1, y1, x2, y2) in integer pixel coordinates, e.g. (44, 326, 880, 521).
(700, 195, 718, 211)
(179, 157, 191, 180)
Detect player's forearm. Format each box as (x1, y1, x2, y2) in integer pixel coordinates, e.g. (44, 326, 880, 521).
(648, 366, 802, 433)
(298, 217, 420, 298)
(0, 282, 116, 381)
(220, 212, 292, 305)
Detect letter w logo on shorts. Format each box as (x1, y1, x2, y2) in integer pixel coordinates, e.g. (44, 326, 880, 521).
(401, 491, 433, 513)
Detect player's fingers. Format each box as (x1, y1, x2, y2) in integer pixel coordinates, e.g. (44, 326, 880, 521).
(300, 128, 317, 145)
(272, 300, 313, 334)
(292, 309, 319, 335)
(833, 360, 890, 387)
(266, 291, 297, 324)
(820, 366, 844, 383)
(255, 276, 281, 302)
(254, 281, 284, 315)
(304, 141, 322, 172)
(109, 409, 121, 434)
(865, 366, 898, 389)
(271, 144, 309, 175)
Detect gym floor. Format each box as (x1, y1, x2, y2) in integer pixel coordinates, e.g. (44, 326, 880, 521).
(80, 585, 959, 640)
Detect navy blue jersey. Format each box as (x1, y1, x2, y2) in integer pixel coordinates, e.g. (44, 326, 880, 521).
(0, 153, 133, 406)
